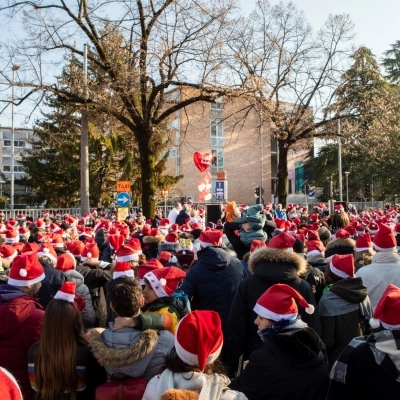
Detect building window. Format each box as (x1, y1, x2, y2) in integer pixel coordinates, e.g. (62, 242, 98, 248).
(295, 161, 305, 193)
(169, 148, 178, 158)
(211, 149, 224, 170)
(210, 120, 223, 147)
(3, 140, 25, 147)
(210, 100, 223, 110)
(3, 165, 23, 172)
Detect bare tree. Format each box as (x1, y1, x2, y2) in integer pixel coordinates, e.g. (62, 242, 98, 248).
(225, 0, 355, 205)
(0, 0, 241, 216)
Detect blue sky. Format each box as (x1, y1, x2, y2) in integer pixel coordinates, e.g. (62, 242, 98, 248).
(240, 0, 400, 58)
(2, 0, 399, 128)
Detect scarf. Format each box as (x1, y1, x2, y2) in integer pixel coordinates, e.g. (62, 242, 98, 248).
(257, 316, 308, 343)
(330, 330, 400, 387)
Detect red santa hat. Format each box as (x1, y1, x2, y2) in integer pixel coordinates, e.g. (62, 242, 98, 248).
(144, 266, 186, 298)
(55, 253, 77, 272)
(343, 225, 356, 238)
(306, 240, 325, 257)
(137, 259, 164, 285)
(253, 283, 314, 322)
(395, 223, 400, 236)
(310, 214, 319, 222)
(369, 222, 379, 235)
(329, 254, 355, 279)
(174, 310, 223, 372)
(37, 243, 58, 265)
(239, 204, 248, 211)
(355, 223, 365, 235)
(126, 238, 142, 254)
(21, 242, 39, 254)
(250, 240, 267, 253)
(370, 284, 400, 329)
(35, 218, 45, 230)
(51, 233, 64, 249)
(0, 367, 23, 400)
(66, 240, 85, 256)
(274, 218, 286, 232)
(54, 281, 76, 303)
(159, 219, 170, 229)
(158, 251, 173, 266)
(80, 242, 100, 262)
(307, 230, 320, 241)
(334, 204, 344, 212)
(373, 223, 397, 252)
(268, 232, 296, 252)
(107, 234, 124, 252)
(170, 223, 180, 233)
(5, 229, 18, 244)
(116, 244, 139, 262)
(286, 223, 297, 236)
(355, 233, 373, 252)
(0, 244, 18, 261)
(164, 232, 179, 245)
(8, 251, 45, 286)
(113, 261, 135, 279)
(199, 229, 223, 248)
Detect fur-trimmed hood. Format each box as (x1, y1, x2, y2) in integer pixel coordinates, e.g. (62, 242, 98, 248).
(248, 247, 307, 277)
(143, 234, 165, 245)
(89, 327, 175, 381)
(90, 329, 158, 367)
(325, 238, 355, 258)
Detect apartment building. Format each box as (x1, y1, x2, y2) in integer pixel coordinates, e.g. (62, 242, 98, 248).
(165, 88, 310, 204)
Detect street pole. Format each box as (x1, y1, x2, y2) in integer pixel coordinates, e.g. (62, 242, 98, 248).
(80, 44, 90, 216)
(11, 64, 20, 217)
(260, 109, 264, 203)
(338, 119, 343, 202)
(345, 171, 349, 203)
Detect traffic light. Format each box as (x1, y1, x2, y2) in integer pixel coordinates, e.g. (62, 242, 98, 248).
(364, 184, 371, 198)
(302, 183, 310, 195)
(254, 186, 264, 198)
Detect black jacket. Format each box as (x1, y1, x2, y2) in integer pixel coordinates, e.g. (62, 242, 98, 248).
(37, 261, 68, 309)
(229, 327, 329, 400)
(77, 264, 112, 328)
(180, 246, 245, 340)
(175, 209, 191, 226)
(226, 247, 321, 376)
(223, 222, 250, 260)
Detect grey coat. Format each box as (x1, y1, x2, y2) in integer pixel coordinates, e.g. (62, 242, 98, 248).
(90, 326, 174, 382)
(64, 269, 96, 329)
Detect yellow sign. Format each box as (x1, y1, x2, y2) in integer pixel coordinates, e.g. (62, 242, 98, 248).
(117, 207, 129, 221)
(116, 181, 131, 192)
(216, 171, 227, 180)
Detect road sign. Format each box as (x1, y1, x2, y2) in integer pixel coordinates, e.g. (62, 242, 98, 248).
(116, 181, 131, 192)
(117, 207, 129, 221)
(116, 192, 130, 207)
(308, 190, 315, 197)
(215, 181, 227, 201)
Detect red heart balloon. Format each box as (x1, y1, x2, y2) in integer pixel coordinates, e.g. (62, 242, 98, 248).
(193, 152, 212, 172)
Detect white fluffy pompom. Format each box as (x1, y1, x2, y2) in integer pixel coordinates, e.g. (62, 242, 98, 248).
(43, 248, 49, 254)
(19, 268, 28, 277)
(160, 278, 167, 286)
(182, 251, 186, 255)
(369, 318, 380, 329)
(170, 256, 178, 264)
(305, 304, 315, 314)
(87, 252, 92, 258)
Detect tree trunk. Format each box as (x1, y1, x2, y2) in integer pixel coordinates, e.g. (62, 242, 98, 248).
(138, 132, 156, 218)
(278, 143, 289, 207)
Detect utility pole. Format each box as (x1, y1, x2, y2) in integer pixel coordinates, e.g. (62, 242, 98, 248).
(338, 119, 343, 201)
(80, 44, 90, 216)
(11, 64, 20, 217)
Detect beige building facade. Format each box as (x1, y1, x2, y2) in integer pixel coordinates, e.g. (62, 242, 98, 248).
(165, 88, 309, 205)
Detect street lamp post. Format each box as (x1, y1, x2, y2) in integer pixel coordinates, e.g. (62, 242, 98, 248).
(345, 172, 350, 203)
(11, 64, 20, 217)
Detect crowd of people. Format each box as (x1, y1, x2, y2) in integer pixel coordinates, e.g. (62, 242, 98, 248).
(1, 200, 400, 399)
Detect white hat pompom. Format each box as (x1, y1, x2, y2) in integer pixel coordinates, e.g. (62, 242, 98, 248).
(87, 252, 92, 258)
(170, 255, 178, 263)
(19, 268, 28, 277)
(369, 318, 380, 329)
(160, 278, 167, 286)
(305, 304, 315, 314)
(43, 247, 49, 254)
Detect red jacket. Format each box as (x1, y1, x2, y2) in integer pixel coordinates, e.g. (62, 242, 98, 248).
(0, 284, 44, 400)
